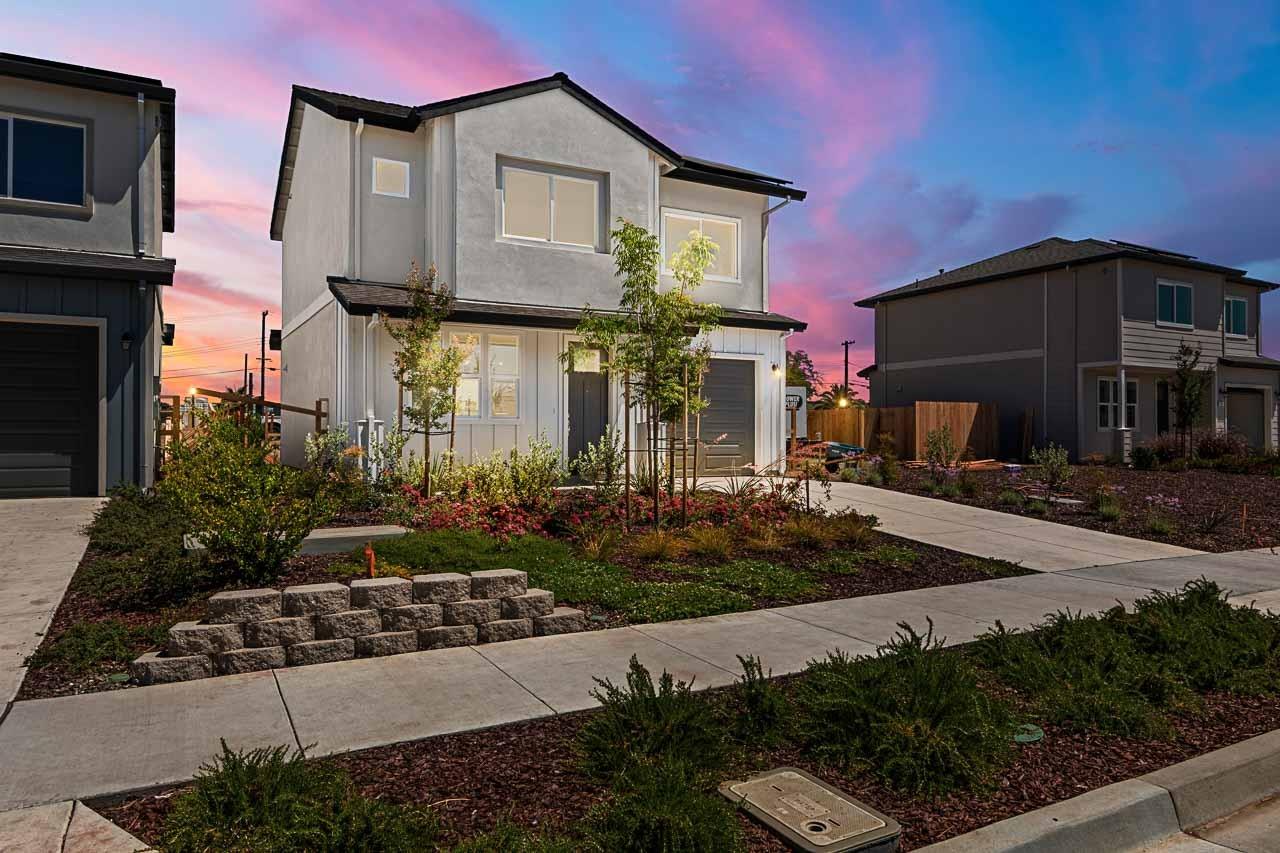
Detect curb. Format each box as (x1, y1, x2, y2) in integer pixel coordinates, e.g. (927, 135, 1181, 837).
(916, 728, 1280, 852)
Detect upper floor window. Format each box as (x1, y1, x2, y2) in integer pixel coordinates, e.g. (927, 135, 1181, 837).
(372, 158, 410, 198)
(0, 114, 86, 206)
(500, 162, 599, 249)
(661, 208, 739, 282)
(1224, 296, 1248, 337)
(1156, 280, 1193, 328)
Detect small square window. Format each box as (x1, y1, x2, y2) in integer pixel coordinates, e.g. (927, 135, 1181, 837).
(372, 158, 410, 198)
(571, 347, 602, 373)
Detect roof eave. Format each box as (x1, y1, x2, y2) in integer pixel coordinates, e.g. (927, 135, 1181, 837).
(664, 165, 807, 201)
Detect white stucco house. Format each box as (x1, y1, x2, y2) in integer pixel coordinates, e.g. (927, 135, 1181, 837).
(270, 73, 807, 473)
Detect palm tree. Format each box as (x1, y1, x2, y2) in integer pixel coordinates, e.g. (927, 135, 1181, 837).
(813, 384, 862, 410)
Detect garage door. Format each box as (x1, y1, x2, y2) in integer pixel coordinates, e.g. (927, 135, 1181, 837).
(0, 323, 99, 497)
(699, 358, 755, 474)
(1226, 389, 1265, 450)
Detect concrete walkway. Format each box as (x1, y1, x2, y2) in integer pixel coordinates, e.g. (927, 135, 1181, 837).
(0, 498, 102, 710)
(0, 547, 1275, 812)
(812, 481, 1202, 571)
(0, 800, 148, 852)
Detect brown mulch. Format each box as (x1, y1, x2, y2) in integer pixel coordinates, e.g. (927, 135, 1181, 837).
(882, 466, 1280, 552)
(94, 687, 1280, 851)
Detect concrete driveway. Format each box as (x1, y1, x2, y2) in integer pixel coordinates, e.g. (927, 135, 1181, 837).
(0, 498, 102, 710)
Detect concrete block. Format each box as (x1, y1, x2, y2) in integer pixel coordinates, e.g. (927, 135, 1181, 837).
(914, 780, 1180, 853)
(355, 631, 418, 657)
(315, 609, 381, 640)
(286, 638, 355, 666)
(217, 646, 286, 675)
(501, 588, 554, 619)
(382, 603, 443, 632)
(167, 621, 243, 656)
(245, 616, 314, 647)
(478, 618, 533, 643)
(534, 607, 587, 636)
(1142, 728, 1280, 829)
(470, 568, 527, 599)
(299, 524, 409, 555)
(282, 582, 349, 616)
(419, 624, 478, 650)
(413, 572, 471, 604)
(350, 576, 412, 609)
(130, 651, 213, 685)
(205, 588, 281, 624)
(443, 598, 501, 626)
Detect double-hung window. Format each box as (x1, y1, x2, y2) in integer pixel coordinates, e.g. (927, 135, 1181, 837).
(1098, 378, 1137, 430)
(451, 333, 481, 418)
(500, 164, 599, 249)
(1156, 280, 1193, 328)
(661, 208, 740, 282)
(1224, 296, 1248, 337)
(449, 332, 520, 419)
(0, 113, 86, 206)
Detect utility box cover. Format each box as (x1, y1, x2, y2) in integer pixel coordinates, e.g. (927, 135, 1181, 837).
(721, 767, 900, 852)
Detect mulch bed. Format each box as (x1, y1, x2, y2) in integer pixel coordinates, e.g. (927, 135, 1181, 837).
(94, 685, 1280, 851)
(881, 466, 1280, 552)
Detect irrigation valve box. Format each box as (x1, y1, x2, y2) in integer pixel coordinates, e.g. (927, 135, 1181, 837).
(721, 767, 901, 852)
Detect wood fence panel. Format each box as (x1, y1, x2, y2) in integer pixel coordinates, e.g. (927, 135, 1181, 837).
(913, 401, 999, 460)
(806, 401, 997, 461)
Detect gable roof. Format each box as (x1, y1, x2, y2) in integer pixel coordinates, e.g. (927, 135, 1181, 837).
(854, 237, 1276, 307)
(0, 52, 176, 233)
(270, 73, 805, 240)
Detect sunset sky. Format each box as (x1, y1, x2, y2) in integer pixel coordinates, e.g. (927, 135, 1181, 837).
(9, 0, 1279, 398)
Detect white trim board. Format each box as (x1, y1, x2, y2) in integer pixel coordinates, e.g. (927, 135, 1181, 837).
(283, 292, 334, 339)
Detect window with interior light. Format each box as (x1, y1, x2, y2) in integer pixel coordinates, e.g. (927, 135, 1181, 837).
(499, 161, 601, 249)
(660, 208, 739, 282)
(448, 332, 520, 419)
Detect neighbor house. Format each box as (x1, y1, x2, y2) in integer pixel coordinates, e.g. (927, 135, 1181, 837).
(0, 53, 176, 497)
(856, 238, 1278, 460)
(271, 73, 806, 473)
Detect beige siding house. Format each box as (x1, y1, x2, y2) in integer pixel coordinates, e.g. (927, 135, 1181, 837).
(857, 238, 1279, 460)
(271, 74, 807, 473)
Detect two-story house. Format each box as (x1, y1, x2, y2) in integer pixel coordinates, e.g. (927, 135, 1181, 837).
(0, 54, 176, 497)
(856, 238, 1278, 459)
(271, 73, 806, 473)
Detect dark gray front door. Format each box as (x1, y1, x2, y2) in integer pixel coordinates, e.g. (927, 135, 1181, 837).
(1226, 388, 1266, 450)
(699, 358, 755, 474)
(567, 348, 608, 466)
(0, 322, 99, 497)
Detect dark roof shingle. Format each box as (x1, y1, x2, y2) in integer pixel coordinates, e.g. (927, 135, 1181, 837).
(0, 244, 176, 283)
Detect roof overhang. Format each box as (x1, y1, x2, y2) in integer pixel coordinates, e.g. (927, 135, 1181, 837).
(1219, 356, 1280, 372)
(0, 245, 175, 284)
(664, 164, 806, 201)
(328, 276, 806, 332)
(855, 363, 877, 378)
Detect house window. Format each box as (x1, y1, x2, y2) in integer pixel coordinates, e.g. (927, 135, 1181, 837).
(661, 208, 740, 282)
(0, 114, 86, 205)
(448, 332, 520, 419)
(500, 164, 599, 248)
(1098, 378, 1138, 430)
(488, 334, 520, 418)
(451, 333, 481, 418)
(1156, 280, 1193, 328)
(372, 158, 410, 198)
(1225, 296, 1248, 337)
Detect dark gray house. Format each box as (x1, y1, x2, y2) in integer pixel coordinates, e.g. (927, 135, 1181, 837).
(857, 238, 1278, 460)
(0, 54, 175, 496)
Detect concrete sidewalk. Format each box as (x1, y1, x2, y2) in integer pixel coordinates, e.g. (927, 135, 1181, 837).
(0, 800, 148, 852)
(0, 498, 102, 710)
(812, 481, 1202, 571)
(0, 547, 1274, 812)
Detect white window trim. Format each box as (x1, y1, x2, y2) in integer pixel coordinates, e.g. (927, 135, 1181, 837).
(1155, 279, 1194, 330)
(444, 329, 522, 421)
(1224, 295, 1249, 339)
(0, 111, 87, 206)
(371, 157, 411, 199)
(499, 165, 599, 250)
(1097, 377, 1138, 431)
(660, 206, 742, 284)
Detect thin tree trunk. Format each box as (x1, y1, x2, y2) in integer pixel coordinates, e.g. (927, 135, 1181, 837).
(423, 391, 432, 497)
(682, 365, 689, 527)
(623, 376, 631, 532)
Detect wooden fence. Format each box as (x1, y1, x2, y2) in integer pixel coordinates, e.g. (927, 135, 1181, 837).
(155, 390, 328, 474)
(808, 401, 999, 460)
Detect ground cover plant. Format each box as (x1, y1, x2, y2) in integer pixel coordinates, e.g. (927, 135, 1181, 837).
(100, 581, 1280, 851)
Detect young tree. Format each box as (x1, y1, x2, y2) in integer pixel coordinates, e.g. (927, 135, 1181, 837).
(786, 349, 824, 397)
(570, 219, 721, 524)
(381, 262, 463, 493)
(1169, 341, 1212, 457)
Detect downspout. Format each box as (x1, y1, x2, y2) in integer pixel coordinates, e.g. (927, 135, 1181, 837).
(136, 93, 147, 257)
(1116, 259, 1129, 460)
(762, 198, 791, 313)
(353, 118, 365, 279)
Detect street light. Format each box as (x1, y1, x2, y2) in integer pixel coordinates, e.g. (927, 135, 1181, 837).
(838, 396, 849, 408)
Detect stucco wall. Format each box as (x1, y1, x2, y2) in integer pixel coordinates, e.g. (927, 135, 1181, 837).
(357, 124, 428, 286)
(279, 300, 337, 466)
(879, 274, 1044, 363)
(658, 177, 766, 312)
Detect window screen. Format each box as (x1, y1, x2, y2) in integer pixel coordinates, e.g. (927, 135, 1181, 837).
(12, 118, 84, 205)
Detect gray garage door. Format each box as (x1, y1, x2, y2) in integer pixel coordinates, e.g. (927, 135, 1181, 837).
(699, 358, 755, 474)
(1226, 389, 1265, 450)
(0, 323, 99, 497)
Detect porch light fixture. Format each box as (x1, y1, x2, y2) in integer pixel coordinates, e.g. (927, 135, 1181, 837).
(771, 362, 780, 375)
(120, 331, 134, 351)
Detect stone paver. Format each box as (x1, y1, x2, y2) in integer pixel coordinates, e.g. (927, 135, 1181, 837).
(0, 799, 154, 852)
(0, 498, 102, 709)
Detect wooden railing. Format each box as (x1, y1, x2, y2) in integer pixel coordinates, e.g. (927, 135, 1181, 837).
(155, 390, 328, 474)
(808, 401, 999, 460)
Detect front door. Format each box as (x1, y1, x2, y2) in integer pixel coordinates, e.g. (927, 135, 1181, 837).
(567, 347, 608, 467)
(1226, 389, 1266, 450)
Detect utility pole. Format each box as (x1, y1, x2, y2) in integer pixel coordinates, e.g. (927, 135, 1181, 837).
(841, 339, 855, 400)
(258, 310, 268, 414)
(243, 353, 249, 395)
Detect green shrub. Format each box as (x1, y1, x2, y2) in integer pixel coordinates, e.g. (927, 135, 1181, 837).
(583, 758, 742, 853)
(924, 425, 959, 484)
(1029, 442, 1072, 500)
(870, 544, 918, 569)
(733, 655, 788, 745)
(577, 656, 725, 781)
(449, 821, 578, 853)
(997, 489, 1025, 508)
(826, 510, 879, 550)
(160, 410, 337, 584)
(163, 741, 438, 852)
(859, 469, 885, 487)
(781, 514, 831, 548)
(1097, 498, 1123, 522)
(623, 581, 753, 622)
(683, 525, 736, 562)
(27, 619, 167, 674)
(1146, 514, 1175, 536)
(837, 466, 859, 483)
(572, 427, 625, 501)
(631, 530, 684, 562)
(509, 435, 563, 508)
(1131, 445, 1157, 470)
(874, 434, 900, 484)
(937, 482, 962, 498)
(370, 530, 573, 573)
(1025, 499, 1048, 516)
(794, 623, 1014, 796)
